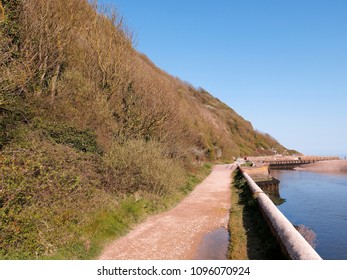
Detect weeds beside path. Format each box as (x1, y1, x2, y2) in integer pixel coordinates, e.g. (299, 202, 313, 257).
(99, 164, 235, 260)
(228, 169, 285, 260)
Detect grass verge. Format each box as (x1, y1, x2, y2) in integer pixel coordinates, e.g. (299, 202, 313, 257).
(49, 163, 213, 260)
(0, 121, 213, 260)
(228, 173, 248, 259)
(228, 169, 285, 260)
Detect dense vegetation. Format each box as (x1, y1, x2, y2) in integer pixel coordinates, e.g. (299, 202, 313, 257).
(0, 0, 291, 259)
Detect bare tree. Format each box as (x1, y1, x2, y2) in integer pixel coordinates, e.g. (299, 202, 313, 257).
(19, 0, 91, 102)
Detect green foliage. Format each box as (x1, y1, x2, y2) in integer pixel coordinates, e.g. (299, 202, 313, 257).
(102, 140, 186, 196)
(287, 149, 302, 156)
(233, 171, 247, 190)
(33, 118, 102, 154)
(0, 0, 292, 260)
(49, 195, 151, 260)
(180, 163, 212, 194)
(0, 140, 105, 259)
(229, 170, 284, 260)
(0, 136, 211, 259)
(0, 95, 30, 148)
(1, 0, 21, 44)
(241, 161, 253, 167)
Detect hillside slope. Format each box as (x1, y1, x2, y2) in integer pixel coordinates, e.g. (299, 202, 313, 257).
(0, 0, 292, 259)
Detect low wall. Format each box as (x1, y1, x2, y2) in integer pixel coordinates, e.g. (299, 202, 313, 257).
(238, 167, 322, 260)
(241, 165, 269, 179)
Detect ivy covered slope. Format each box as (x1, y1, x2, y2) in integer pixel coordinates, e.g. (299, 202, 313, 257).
(0, 0, 291, 259)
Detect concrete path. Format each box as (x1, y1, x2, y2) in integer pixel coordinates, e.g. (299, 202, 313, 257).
(98, 164, 235, 260)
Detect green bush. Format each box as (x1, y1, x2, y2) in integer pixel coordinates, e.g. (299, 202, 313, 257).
(102, 140, 186, 196)
(0, 141, 107, 259)
(0, 130, 208, 259)
(0, 95, 30, 149)
(33, 118, 102, 154)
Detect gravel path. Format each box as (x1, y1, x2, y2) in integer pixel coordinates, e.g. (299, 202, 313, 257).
(98, 164, 235, 260)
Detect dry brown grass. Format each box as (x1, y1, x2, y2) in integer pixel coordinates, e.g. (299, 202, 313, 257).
(1, 0, 289, 161)
(0, 0, 291, 259)
(0, 2, 4, 22)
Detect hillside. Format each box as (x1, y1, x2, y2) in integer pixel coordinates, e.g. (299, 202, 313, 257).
(0, 0, 292, 259)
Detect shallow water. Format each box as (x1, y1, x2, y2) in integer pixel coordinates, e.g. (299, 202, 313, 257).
(270, 170, 347, 260)
(193, 228, 229, 260)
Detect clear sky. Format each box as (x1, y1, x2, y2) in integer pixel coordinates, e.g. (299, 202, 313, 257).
(100, 0, 347, 156)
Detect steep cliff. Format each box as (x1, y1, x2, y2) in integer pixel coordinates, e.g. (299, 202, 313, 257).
(0, 0, 291, 259)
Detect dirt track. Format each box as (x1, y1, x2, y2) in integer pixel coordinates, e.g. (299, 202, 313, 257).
(98, 164, 235, 260)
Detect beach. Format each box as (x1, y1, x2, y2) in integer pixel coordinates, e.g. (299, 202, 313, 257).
(295, 160, 347, 173)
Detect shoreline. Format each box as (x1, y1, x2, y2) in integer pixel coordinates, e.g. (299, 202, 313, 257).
(294, 160, 347, 174)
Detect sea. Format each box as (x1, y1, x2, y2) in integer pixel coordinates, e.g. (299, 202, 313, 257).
(270, 169, 347, 260)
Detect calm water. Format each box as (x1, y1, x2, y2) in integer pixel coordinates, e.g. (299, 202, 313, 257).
(271, 170, 347, 260)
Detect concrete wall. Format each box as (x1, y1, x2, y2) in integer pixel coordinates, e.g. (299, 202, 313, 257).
(239, 167, 322, 260)
(241, 165, 269, 179)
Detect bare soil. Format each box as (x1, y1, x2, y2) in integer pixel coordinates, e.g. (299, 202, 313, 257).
(98, 164, 235, 260)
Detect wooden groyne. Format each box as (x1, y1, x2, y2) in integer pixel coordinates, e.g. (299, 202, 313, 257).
(268, 160, 315, 169)
(238, 166, 322, 260)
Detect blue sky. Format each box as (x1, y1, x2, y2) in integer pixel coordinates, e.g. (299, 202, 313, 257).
(100, 0, 347, 156)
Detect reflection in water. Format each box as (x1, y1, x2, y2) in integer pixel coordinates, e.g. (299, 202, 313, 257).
(256, 177, 286, 206)
(193, 228, 229, 260)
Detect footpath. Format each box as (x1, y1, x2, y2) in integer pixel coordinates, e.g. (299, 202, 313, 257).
(99, 164, 235, 260)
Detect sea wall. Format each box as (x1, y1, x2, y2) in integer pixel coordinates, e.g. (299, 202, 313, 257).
(238, 166, 322, 260)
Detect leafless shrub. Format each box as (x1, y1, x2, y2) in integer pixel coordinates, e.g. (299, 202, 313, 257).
(1, 0, 289, 160)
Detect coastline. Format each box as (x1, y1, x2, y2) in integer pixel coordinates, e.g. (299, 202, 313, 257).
(294, 160, 347, 174)
(273, 166, 347, 259)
